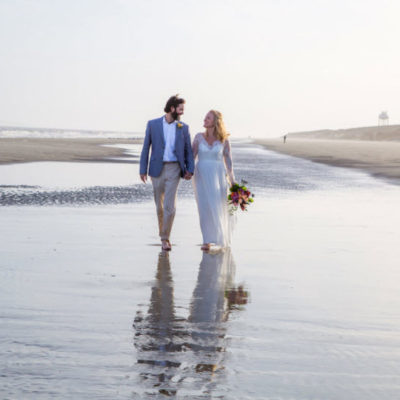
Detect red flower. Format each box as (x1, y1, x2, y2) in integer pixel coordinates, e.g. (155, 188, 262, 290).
(227, 179, 254, 213)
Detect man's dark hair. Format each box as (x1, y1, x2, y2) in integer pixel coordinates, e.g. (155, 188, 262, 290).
(164, 95, 185, 113)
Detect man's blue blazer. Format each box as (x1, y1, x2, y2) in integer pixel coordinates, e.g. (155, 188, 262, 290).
(140, 117, 195, 178)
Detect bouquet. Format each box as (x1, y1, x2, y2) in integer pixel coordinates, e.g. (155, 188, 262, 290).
(228, 179, 254, 213)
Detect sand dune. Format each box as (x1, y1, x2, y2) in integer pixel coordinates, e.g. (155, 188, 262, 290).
(286, 124, 400, 141)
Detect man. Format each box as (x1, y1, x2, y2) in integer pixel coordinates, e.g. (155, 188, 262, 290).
(140, 95, 195, 251)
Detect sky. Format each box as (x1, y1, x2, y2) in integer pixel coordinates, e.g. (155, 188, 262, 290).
(0, 0, 399, 137)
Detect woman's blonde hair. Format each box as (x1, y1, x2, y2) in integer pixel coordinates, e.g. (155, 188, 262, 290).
(209, 110, 229, 142)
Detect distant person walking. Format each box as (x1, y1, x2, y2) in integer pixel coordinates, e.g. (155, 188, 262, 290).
(283, 135, 287, 144)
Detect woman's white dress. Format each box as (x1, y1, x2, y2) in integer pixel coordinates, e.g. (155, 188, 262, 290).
(192, 133, 235, 247)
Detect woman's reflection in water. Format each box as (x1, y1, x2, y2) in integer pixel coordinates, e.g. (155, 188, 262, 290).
(133, 249, 248, 397)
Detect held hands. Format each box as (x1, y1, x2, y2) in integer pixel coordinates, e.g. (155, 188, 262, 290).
(184, 171, 193, 180)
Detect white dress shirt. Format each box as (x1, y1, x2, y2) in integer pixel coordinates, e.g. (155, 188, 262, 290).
(162, 116, 178, 162)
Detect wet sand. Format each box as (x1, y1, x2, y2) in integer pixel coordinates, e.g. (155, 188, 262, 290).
(1, 143, 400, 398)
(254, 138, 400, 181)
(0, 138, 142, 164)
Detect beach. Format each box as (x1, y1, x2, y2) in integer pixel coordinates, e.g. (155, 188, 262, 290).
(1, 138, 400, 399)
(254, 138, 400, 181)
(0, 138, 141, 164)
(2, 0, 400, 395)
(2, 134, 400, 185)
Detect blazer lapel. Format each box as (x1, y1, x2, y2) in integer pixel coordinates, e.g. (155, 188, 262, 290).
(158, 117, 165, 147)
(174, 122, 182, 150)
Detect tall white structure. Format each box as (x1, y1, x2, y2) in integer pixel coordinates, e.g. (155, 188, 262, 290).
(378, 111, 389, 126)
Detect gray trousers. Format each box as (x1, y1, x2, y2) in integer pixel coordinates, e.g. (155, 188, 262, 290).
(151, 163, 181, 241)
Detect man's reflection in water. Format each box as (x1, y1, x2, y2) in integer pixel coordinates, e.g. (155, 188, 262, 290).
(133, 249, 248, 397)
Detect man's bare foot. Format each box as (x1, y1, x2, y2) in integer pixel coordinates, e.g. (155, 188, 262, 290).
(162, 240, 171, 251)
(201, 243, 210, 251)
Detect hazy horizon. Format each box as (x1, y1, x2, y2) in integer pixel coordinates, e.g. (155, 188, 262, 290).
(2, 121, 400, 140)
(1, 0, 399, 138)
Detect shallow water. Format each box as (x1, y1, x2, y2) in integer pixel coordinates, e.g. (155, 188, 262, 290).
(1, 143, 400, 399)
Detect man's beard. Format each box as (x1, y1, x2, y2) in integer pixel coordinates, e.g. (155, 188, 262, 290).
(171, 111, 181, 121)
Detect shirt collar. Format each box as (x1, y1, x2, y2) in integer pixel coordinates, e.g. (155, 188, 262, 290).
(163, 116, 176, 125)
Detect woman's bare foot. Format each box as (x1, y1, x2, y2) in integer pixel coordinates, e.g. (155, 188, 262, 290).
(162, 240, 171, 251)
(201, 243, 210, 251)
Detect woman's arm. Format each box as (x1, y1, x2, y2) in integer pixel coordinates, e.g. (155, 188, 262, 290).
(192, 133, 200, 159)
(223, 139, 235, 185)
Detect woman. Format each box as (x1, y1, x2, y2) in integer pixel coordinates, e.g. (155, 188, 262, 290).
(192, 110, 235, 251)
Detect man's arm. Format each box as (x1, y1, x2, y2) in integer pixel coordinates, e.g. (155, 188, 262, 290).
(140, 121, 152, 183)
(184, 126, 194, 178)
